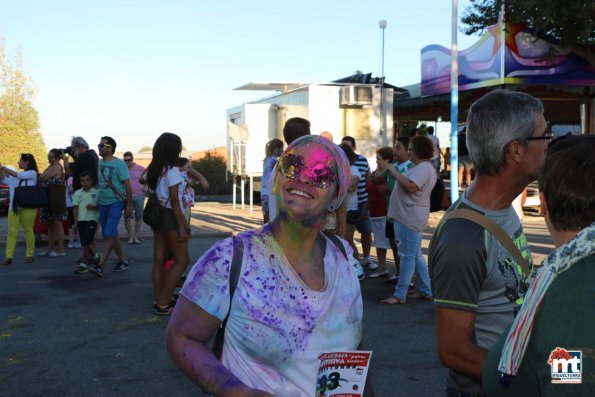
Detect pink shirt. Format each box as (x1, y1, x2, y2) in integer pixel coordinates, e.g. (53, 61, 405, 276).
(127, 163, 146, 197)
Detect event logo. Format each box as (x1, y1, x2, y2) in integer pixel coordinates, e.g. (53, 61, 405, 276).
(548, 347, 582, 384)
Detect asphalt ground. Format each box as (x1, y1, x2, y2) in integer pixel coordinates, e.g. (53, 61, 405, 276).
(0, 203, 554, 397)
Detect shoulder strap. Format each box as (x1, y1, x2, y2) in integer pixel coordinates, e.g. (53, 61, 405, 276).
(211, 235, 244, 359)
(327, 233, 348, 260)
(439, 209, 530, 277)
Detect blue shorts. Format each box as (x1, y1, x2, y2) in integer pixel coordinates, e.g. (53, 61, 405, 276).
(131, 195, 145, 220)
(354, 203, 372, 234)
(99, 201, 124, 238)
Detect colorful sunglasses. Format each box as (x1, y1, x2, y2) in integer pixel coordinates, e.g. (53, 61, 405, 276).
(277, 154, 337, 189)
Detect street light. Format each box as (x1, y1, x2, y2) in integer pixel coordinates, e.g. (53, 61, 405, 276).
(379, 20, 387, 137)
(379, 20, 386, 80)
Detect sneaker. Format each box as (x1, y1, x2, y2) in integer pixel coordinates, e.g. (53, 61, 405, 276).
(72, 241, 82, 248)
(38, 251, 49, 257)
(113, 260, 129, 272)
(88, 265, 103, 278)
(93, 252, 102, 265)
(153, 303, 174, 315)
(361, 257, 379, 270)
(67, 242, 75, 249)
(74, 263, 88, 274)
(385, 274, 399, 285)
(369, 270, 389, 278)
(350, 257, 365, 281)
(49, 251, 66, 257)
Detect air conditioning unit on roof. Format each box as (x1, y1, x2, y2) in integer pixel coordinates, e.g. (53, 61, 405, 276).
(340, 85, 373, 106)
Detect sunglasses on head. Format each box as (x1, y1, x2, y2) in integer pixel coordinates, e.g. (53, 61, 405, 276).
(98, 143, 112, 149)
(20, 153, 32, 160)
(277, 153, 337, 189)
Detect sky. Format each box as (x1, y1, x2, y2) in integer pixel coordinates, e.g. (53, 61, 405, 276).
(0, 0, 481, 153)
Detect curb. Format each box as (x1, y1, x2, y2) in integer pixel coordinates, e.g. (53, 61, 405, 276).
(0, 229, 233, 248)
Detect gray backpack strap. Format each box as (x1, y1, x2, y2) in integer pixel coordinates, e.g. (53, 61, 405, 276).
(326, 233, 348, 260)
(211, 235, 244, 359)
(439, 209, 531, 277)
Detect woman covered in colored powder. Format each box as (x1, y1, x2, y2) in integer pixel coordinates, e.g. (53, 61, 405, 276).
(167, 135, 362, 396)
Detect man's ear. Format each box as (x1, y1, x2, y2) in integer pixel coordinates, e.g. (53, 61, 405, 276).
(506, 141, 524, 164)
(539, 192, 548, 217)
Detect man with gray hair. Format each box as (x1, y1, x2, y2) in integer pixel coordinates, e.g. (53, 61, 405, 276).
(428, 90, 549, 396)
(64, 136, 99, 191)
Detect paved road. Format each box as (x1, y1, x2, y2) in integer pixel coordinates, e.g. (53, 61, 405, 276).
(0, 203, 554, 397)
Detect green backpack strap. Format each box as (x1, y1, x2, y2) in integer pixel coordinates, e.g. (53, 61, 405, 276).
(439, 209, 531, 277)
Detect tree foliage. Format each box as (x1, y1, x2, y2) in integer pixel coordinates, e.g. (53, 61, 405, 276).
(0, 41, 46, 168)
(191, 151, 232, 195)
(461, 0, 595, 65)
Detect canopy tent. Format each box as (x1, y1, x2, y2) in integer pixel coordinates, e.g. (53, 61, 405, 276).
(393, 21, 595, 131)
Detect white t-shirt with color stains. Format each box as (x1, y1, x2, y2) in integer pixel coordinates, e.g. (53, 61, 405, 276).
(181, 224, 363, 396)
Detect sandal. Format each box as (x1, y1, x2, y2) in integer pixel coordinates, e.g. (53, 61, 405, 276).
(153, 303, 174, 315)
(380, 296, 407, 305)
(408, 292, 433, 301)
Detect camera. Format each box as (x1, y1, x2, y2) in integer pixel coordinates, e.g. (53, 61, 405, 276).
(58, 146, 74, 157)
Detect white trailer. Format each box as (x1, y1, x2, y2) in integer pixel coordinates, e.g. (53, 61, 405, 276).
(227, 79, 394, 210)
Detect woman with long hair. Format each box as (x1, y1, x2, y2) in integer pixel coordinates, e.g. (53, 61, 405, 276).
(146, 132, 190, 315)
(38, 149, 67, 257)
(0, 154, 40, 265)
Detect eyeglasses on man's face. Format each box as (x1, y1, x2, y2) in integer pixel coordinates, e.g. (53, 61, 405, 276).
(277, 153, 337, 189)
(98, 143, 112, 149)
(525, 133, 554, 143)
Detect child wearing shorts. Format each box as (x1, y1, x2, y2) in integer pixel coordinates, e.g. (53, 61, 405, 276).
(73, 172, 99, 274)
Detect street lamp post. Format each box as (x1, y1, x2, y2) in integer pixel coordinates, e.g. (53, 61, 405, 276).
(379, 19, 387, 137)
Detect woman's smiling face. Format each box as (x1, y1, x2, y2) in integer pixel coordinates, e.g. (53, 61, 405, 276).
(277, 142, 337, 224)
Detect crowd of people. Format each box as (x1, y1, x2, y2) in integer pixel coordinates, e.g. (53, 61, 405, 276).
(165, 92, 593, 396)
(2, 89, 593, 396)
(0, 134, 209, 317)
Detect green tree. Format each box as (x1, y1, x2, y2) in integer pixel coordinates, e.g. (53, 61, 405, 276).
(0, 41, 46, 168)
(191, 151, 232, 195)
(461, 0, 595, 65)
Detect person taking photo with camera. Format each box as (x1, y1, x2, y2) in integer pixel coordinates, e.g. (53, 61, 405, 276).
(63, 136, 99, 191)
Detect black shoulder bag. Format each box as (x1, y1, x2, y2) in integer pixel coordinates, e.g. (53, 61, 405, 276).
(13, 178, 48, 212)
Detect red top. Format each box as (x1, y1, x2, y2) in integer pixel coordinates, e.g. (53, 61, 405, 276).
(365, 170, 389, 217)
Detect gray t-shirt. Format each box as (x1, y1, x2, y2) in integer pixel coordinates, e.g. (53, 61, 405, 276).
(428, 193, 532, 395)
(387, 161, 437, 231)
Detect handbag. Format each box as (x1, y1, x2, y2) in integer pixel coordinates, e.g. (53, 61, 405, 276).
(142, 191, 161, 228)
(47, 184, 67, 212)
(13, 179, 48, 211)
(143, 172, 167, 228)
(430, 177, 451, 212)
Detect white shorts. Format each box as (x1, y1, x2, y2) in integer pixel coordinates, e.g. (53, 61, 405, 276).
(370, 217, 390, 249)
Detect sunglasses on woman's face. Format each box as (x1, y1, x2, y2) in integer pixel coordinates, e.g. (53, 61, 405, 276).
(277, 154, 336, 189)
